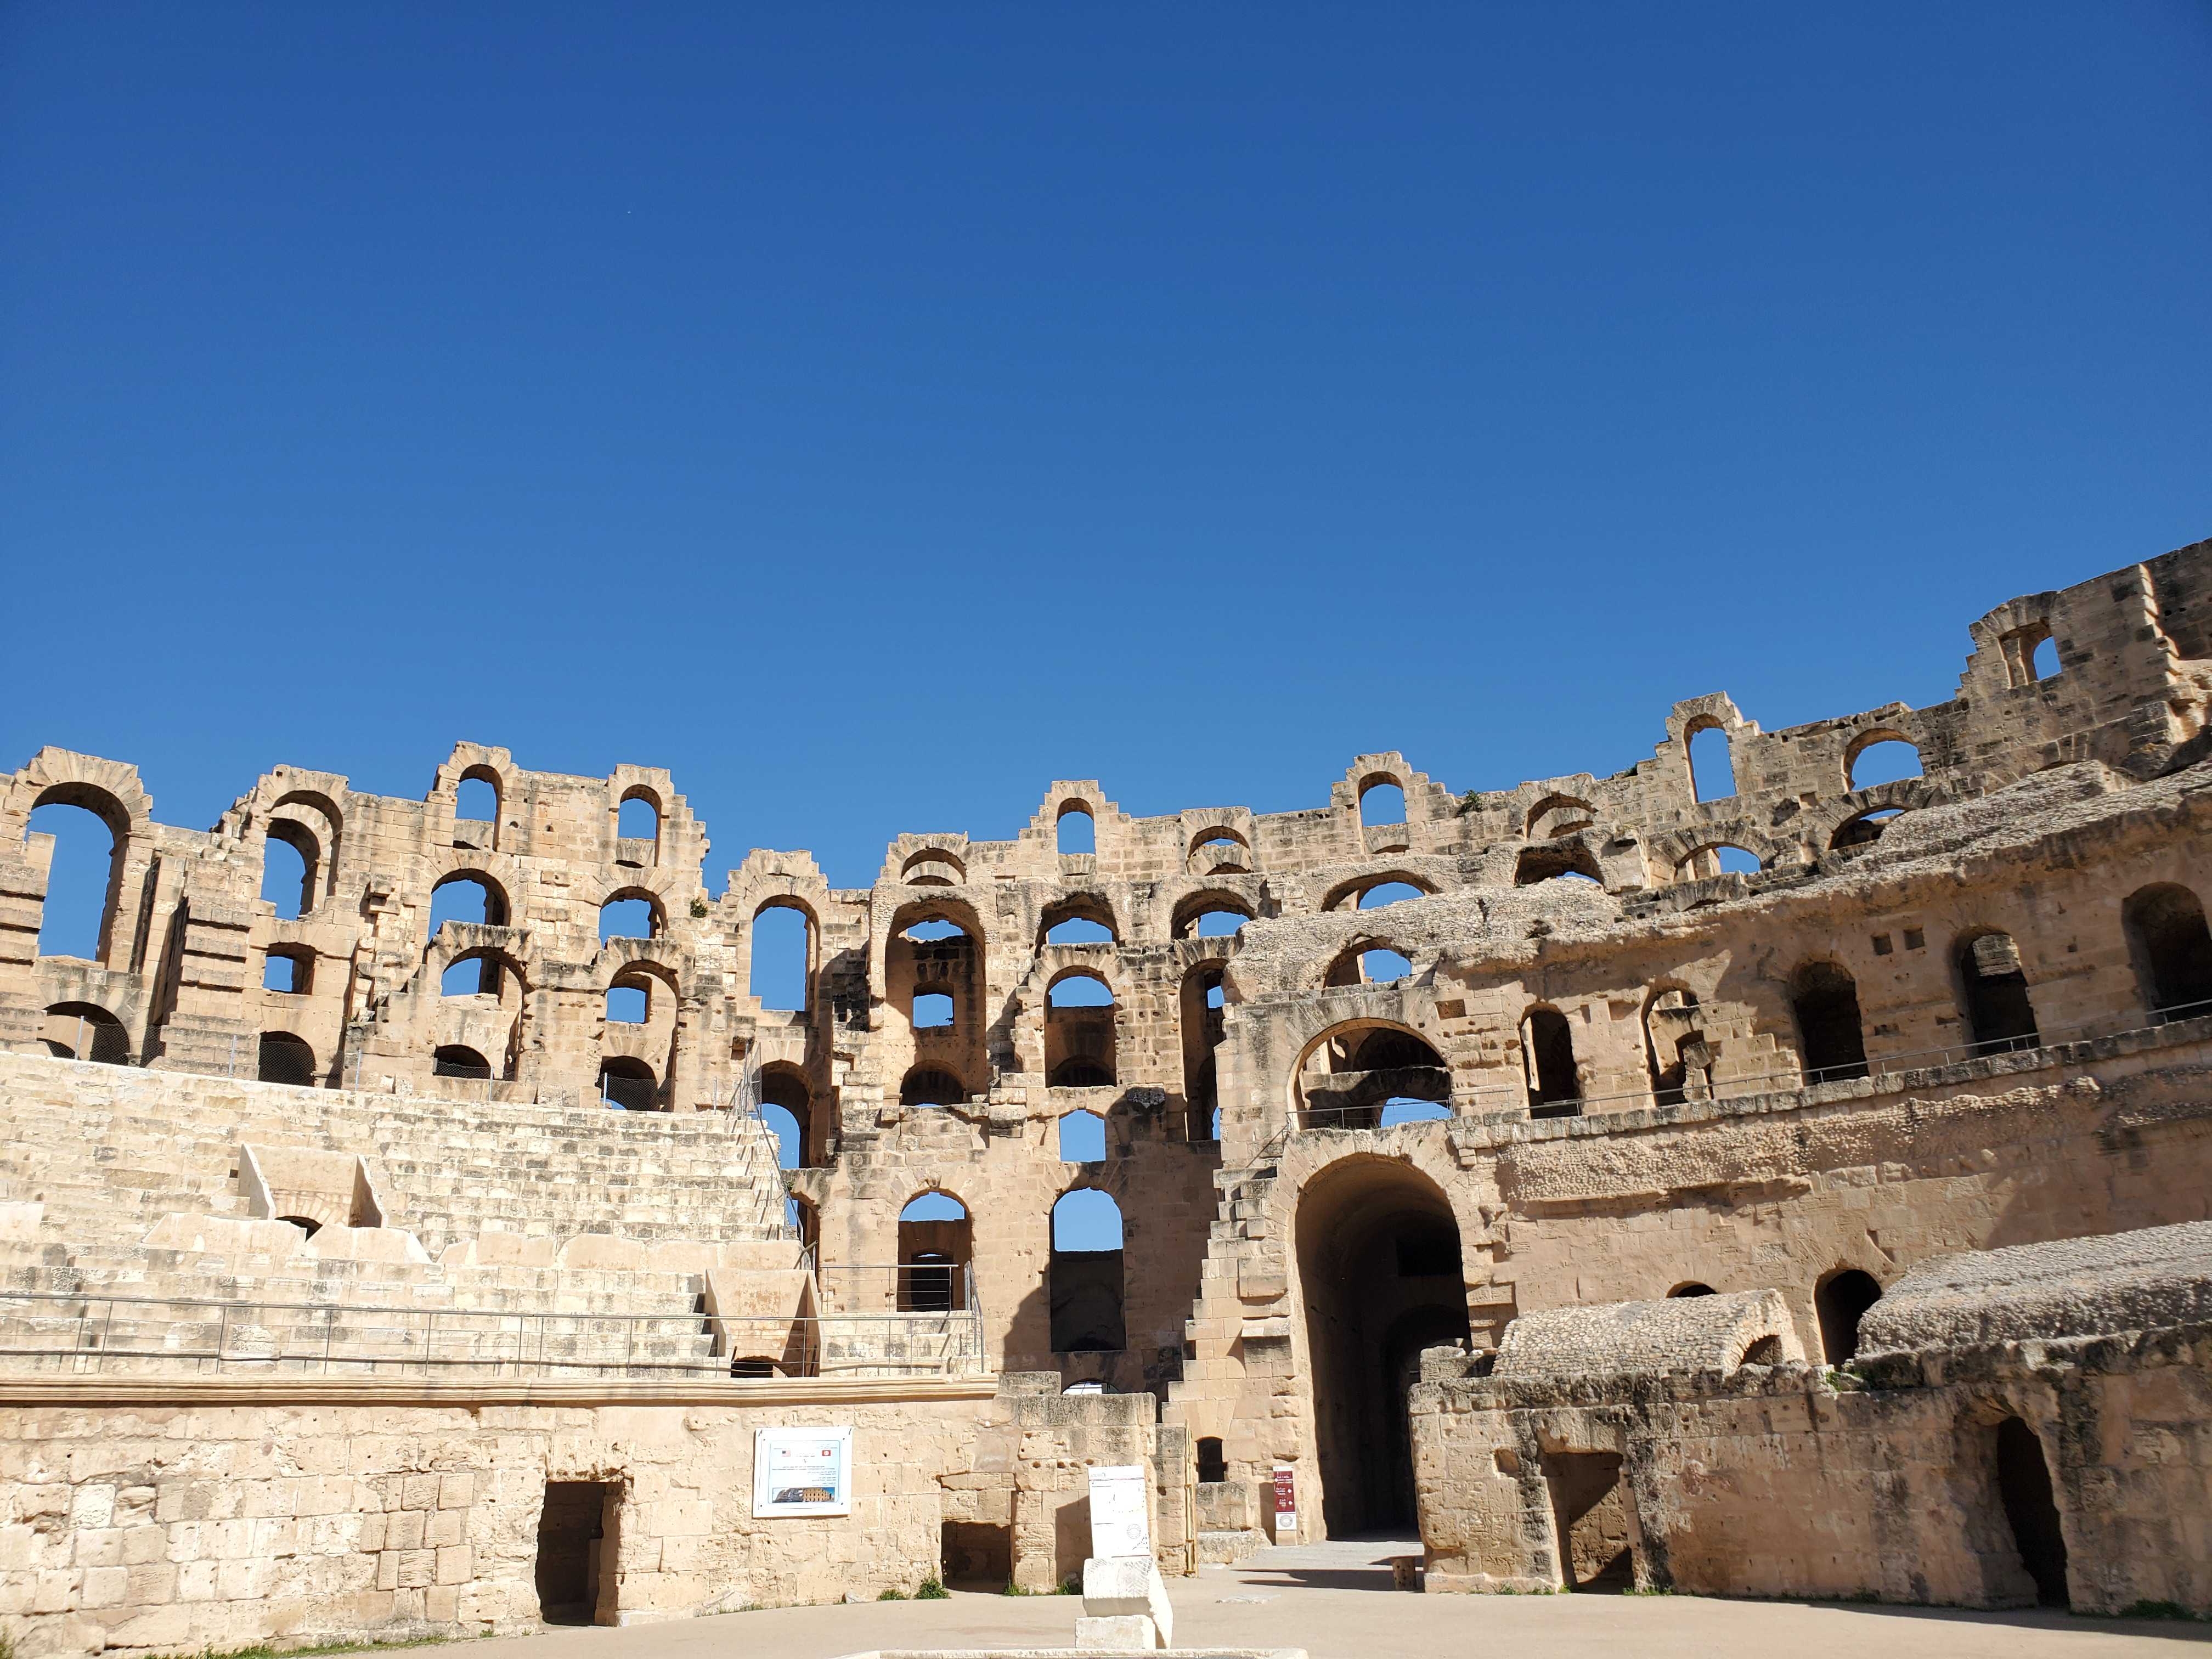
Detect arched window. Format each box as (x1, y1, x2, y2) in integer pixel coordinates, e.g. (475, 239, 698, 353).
(598, 894, 658, 944)
(1046, 972, 1116, 1087)
(1359, 948, 1412, 984)
(433, 1044, 492, 1080)
(2123, 883, 2212, 1022)
(759, 1099, 803, 1226)
(750, 902, 810, 1012)
(261, 825, 315, 921)
(599, 1056, 658, 1111)
(1514, 846, 1603, 887)
(1045, 915, 1115, 945)
(1846, 738, 1922, 790)
(430, 874, 508, 995)
(617, 793, 659, 844)
(1676, 844, 1760, 879)
(1668, 1282, 1717, 1299)
(1357, 882, 1424, 910)
(1058, 1109, 1107, 1163)
(900, 1066, 967, 1108)
(1049, 1189, 1126, 1353)
(1830, 807, 1904, 850)
(1358, 779, 1406, 827)
(456, 775, 498, 824)
(441, 953, 500, 997)
(1189, 829, 1250, 874)
(1644, 986, 1703, 1106)
(263, 947, 312, 996)
(1056, 804, 1096, 856)
(899, 1192, 970, 1312)
(760, 1065, 815, 1169)
(43, 1002, 129, 1065)
(256, 1032, 317, 1087)
(605, 979, 648, 1023)
(1522, 1007, 1579, 1117)
(1171, 893, 1254, 939)
(26, 800, 119, 961)
(1791, 962, 1869, 1082)
(1815, 1268, 1882, 1364)
(1182, 966, 1226, 1141)
(912, 989, 955, 1029)
(1957, 931, 2039, 1053)
(1687, 723, 1736, 803)
(1192, 909, 1247, 938)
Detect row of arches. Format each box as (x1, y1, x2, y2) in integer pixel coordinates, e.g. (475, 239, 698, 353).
(889, 1187, 1129, 1354)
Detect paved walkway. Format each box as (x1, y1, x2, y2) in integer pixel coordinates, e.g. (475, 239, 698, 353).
(472, 1536, 2210, 1658)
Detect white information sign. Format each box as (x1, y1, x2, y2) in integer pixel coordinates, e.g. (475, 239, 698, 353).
(752, 1426, 852, 1517)
(1087, 1464, 1152, 1559)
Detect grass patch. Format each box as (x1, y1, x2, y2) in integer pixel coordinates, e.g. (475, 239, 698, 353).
(877, 1587, 908, 1601)
(916, 1579, 950, 1601)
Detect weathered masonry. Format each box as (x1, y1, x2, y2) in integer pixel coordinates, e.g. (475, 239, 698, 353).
(2, 535, 2211, 1650)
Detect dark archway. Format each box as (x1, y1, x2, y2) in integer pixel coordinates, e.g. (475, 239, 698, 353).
(256, 1031, 317, 1087)
(1295, 1158, 1469, 1536)
(1815, 1268, 1882, 1363)
(1995, 1417, 2069, 1608)
(1791, 962, 1869, 1082)
(1957, 932, 2039, 1053)
(2124, 883, 2212, 1021)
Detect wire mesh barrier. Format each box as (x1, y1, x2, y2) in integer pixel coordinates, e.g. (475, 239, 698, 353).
(0, 1289, 989, 1381)
(1287, 1000, 2212, 1135)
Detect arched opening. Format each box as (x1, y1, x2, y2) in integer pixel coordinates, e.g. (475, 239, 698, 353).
(455, 773, 499, 844)
(1994, 1417, 2069, 1608)
(256, 1031, 317, 1086)
(1514, 845, 1603, 887)
(1957, 931, 2039, 1053)
(912, 989, 955, 1029)
(1049, 1189, 1125, 1353)
(1325, 944, 1413, 988)
(1522, 1007, 1580, 1117)
(429, 873, 508, 993)
(751, 902, 811, 1012)
(1046, 972, 1116, 1087)
(277, 1214, 321, 1239)
(1295, 1157, 1469, 1534)
(1526, 796, 1595, 841)
(1740, 1335, 1784, 1366)
(1831, 807, 1904, 850)
(605, 978, 648, 1024)
(1181, 965, 1227, 1140)
(1057, 1109, 1107, 1163)
(900, 1066, 967, 1109)
(1171, 891, 1255, 939)
(1189, 828, 1250, 874)
(1044, 915, 1114, 946)
(1815, 1268, 1882, 1364)
(1056, 803, 1096, 856)
(1356, 882, 1424, 911)
(1358, 778, 1406, 828)
(1846, 737, 1922, 790)
(1295, 1023, 1450, 1129)
(760, 1065, 816, 1167)
(1667, 1282, 1716, 1298)
(1674, 844, 1760, 881)
(42, 1002, 129, 1065)
(598, 893, 659, 944)
(1791, 961, 1868, 1082)
(617, 792, 659, 847)
(599, 1055, 658, 1111)
(432, 1044, 492, 1080)
(26, 799, 121, 961)
(261, 824, 316, 921)
(1686, 723, 1736, 803)
(263, 946, 312, 995)
(2123, 883, 2212, 1021)
(1643, 986, 1705, 1107)
(1196, 1437, 1228, 1485)
(757, 1099, 803, 1227)
(1190, 908, 1247, 939)
(899, 1192, 970, 1312)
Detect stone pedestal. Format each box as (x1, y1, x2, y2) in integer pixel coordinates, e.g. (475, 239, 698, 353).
(1079, 1553, 1172, 1649)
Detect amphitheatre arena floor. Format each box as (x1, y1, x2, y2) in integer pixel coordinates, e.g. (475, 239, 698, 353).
(476, 1536, 2211, 1658)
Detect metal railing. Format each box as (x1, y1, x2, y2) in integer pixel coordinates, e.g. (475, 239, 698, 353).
(1285, 997, 2212, 1135)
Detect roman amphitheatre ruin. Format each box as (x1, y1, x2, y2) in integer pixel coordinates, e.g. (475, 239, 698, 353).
(2, 536, 2210, 1654)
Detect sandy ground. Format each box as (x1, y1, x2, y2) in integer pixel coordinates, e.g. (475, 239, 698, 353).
(459, 1534, 2211, 1659)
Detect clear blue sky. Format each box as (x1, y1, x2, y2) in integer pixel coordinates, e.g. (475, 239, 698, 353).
(5, 4, 2209, 895)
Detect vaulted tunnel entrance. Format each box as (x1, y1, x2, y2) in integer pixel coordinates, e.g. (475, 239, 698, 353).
(1294, 1156, 1469, 1537)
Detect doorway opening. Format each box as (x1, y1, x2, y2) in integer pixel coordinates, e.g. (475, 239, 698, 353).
(941, 1520, 1014, 1588)
(535, 1479, 619, 1624)
(1294, 1156, 1469, 1535)
(1545, 1451, 1633, 1592)
(1995, 1417, 2069, 1608)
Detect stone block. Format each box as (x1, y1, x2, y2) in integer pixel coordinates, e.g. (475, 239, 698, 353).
(1075, 1613, 1159, 1650)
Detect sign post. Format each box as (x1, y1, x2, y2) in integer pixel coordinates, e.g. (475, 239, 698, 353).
(1271, 1464, 1298, 1543)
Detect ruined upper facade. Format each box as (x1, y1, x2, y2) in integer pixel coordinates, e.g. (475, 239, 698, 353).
(3, 535, 2212, 1643)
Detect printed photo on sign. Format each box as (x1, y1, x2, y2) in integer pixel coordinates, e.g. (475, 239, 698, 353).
(752, 1426, 853, 1517)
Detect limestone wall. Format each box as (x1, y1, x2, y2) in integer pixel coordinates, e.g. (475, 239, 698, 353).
(0, 1370, 1185, 1658)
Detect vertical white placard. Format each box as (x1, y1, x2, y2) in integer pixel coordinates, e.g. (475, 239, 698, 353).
(1087, 1464, 1152, 1558)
